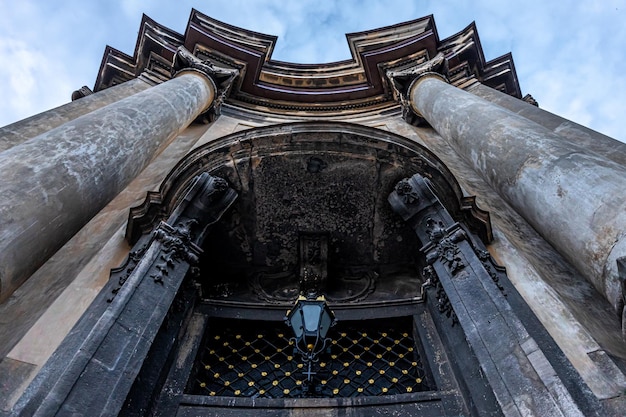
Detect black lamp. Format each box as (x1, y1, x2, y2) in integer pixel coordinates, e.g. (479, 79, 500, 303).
(285, 295, 336, 385)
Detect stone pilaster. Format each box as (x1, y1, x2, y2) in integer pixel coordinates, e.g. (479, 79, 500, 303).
(402, 74, 626, 330)
(389, 174, 590, 417)
(0, 48, 240, 303)
(12, 173, 237, 417)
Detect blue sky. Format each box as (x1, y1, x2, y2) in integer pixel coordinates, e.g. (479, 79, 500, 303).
(1, 1, 624, 142)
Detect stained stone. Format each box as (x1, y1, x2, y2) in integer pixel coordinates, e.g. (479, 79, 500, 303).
(0, 71, 215, 302)
(469, 83, 626, 167)
(0, 78, 151, 153)
(410, 75, 626, 315)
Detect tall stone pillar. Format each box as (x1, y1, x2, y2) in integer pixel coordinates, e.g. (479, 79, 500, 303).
(0, 78, 151, 153)
(0, 48, 238, 303)
(468, 83, 626, 167)
(400, 73, 626, 327)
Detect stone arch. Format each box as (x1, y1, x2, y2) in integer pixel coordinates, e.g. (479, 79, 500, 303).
(14, 122, 597, 417)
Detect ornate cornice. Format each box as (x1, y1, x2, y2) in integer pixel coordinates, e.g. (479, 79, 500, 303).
(94, 10, 522, 116)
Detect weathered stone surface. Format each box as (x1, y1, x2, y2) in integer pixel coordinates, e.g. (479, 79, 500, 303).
(410, 76, 626, 316)
(389, 174, 591, 417)
(0, 78, 151, 153)
(0, 359, 36, 415)
(0, 72, 215, 303)
(11, 174, 236, 417)
(0, 124, 209, 411)
(469, 83, 626, 167)
(391, 119, 626, 408)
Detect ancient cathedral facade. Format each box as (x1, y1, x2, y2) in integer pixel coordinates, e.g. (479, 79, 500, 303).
(1, 9, 626, 417)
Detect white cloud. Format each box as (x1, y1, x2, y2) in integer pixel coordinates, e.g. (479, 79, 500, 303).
(0, 0, 623, 143)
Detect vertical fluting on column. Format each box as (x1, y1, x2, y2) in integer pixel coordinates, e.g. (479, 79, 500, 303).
(407, 74, 626, 326)
(0, 70, 216, 303)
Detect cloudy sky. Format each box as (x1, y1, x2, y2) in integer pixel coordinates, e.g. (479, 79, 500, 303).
(1, 1, 624, 142)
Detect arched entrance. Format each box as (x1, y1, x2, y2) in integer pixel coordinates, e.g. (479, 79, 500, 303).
(15, 123, 593, 417)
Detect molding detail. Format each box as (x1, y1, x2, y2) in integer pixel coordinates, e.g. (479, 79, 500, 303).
(423, 265, 458, 326)
(386, 53, 448, 125)
(172, 46, 239, 121)
(389, 174, 593, 417)
(94, 11, 523, 116)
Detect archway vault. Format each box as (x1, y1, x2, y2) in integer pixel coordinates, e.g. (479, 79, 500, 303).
(126, 121, 492, 308)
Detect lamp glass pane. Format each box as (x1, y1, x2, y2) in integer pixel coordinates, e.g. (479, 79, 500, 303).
(289, 309, 304, 338)
(302, 304, 322, 332)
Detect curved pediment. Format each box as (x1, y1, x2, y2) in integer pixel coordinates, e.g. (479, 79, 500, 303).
(94, 10, 521, 115)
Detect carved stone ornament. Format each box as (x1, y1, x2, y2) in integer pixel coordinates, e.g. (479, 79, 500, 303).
(477, 249, 506, 294)
(108, 242, 150, 302)
(522, 93, 539, 107)
(386, 52, 447, 125)
(424, 218, 466, 276)
(423, 266, 458, 326)
(299, 233, 329, 296)
(172, 46, 240, 121)
(395, 179, 420, 205)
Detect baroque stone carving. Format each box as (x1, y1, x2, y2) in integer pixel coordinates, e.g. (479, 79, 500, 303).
(424, 218, 466, 276)
(386, 52, 447, 125)
(477, 249, 506, 294)
(110, 173, 235, 297)
(172, 46, 240, 121)
(522, 93, 539, 107)
(107, 242, 149, 302)
(299, 233, 329, 296)
(395, 179, 420, 205)
(155, 221, 202, 265)
(423, 266, 458, 326)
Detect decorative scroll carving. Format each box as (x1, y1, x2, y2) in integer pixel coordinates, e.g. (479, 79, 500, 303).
(71, 85, 94, 101)
(389, 174, 511, 327)
(109, 173, 236, 299)
(477, 250, 506, 294)
(522, 94, 539, 107)
(155, 221, 202, 265)
(249, 270, 376, 304)
(424, 218, 466, 276)
(147, 221, 203, 285)
(423, 266, 458, 326)
(395, 179, 420, 205)
(172, 46, 239, 122)
(435, 238, 465, 275)
(386, 52, 447, 125)
(107, 242, 149, 302)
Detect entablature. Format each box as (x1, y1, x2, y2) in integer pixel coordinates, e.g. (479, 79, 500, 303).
(94, 9, 522, 116)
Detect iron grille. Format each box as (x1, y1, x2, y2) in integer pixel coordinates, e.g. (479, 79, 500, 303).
(188, 317, 433, 398)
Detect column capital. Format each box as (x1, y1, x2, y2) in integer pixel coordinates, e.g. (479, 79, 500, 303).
(386, 53, 448, 125)
(172, 46, 239, 121)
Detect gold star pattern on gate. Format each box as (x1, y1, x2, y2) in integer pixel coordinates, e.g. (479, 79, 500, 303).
(189, 317, 432, 398)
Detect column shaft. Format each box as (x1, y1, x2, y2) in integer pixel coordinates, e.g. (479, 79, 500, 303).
(469, 83, 626, 167)
(0, 78, 151, 153)
(409, 75, 626, 315)
(0, 71, 215, 302)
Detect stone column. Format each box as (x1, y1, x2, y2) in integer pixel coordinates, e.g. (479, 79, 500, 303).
(406, 74, 626, 324)
(389, 175, 590, 417)
(469, 83, 626, 167)
(0, 49, 237, 303)
(12, 174, 237, 417)
(0, 78, 151, 153)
